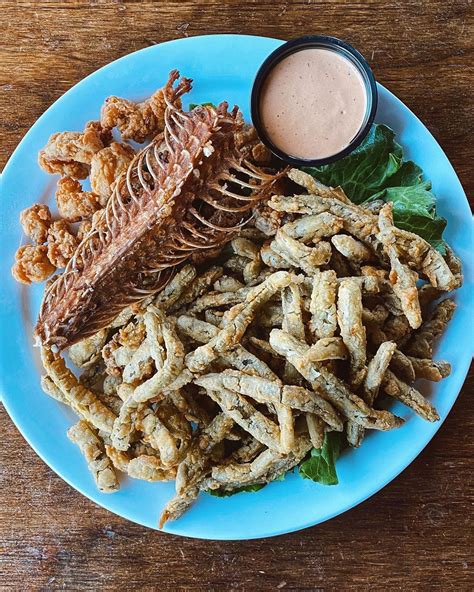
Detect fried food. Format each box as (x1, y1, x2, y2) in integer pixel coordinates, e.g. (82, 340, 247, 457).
(90, 142, 135, 204)
(12, 244, 56, 284)
(55, 177, 101, 222)
(46, 220, 79, 268)
(37, 72, 281, 350)
(19, 204, 52, 244)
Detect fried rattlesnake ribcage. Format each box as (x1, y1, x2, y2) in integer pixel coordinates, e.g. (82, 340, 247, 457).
(36, 70, 280, 349)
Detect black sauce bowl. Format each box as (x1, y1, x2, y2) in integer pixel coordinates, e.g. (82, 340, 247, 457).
(250, 35, 378, 167)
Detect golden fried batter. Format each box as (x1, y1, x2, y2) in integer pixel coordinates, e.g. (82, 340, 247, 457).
(55, 177, 101, 222)
(12, 245, 55, 284)
(47, 220, 79, 268)
(90, 142, 135, 205)
(19, 204, 52, 244)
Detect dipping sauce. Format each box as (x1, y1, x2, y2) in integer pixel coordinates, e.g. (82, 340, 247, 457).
(259, 48, 368, 160)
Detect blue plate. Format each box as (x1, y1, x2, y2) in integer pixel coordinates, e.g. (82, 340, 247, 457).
(0, 35, 472, 540)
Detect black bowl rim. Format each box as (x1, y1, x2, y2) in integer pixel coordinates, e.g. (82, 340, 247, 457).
(250, 35, 378, 167)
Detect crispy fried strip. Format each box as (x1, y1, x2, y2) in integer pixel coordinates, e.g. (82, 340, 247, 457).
(41, 347, 116, 433)
(404, 299, 456, 358)
(186, 288, 250, 314)
(110, 393, 141, 451)
(377, 204, 422, 329)
(151, 264, 197, 311)
(282, 284, 305, 341)
(309, 270, 338, 339)
(260, 243, 292, 269)
(68, 420, 119, 492)
(305, 414, 326, 449)
(270, 229, 331, 274)
(170, 266, 223, 312)
(128, 455, 176, 481)
(185, 271, 292, 373)
(68, 329, 108, 368)
(197, 371, 342, 431)
(175, 413, 234, 495)
(390, 349, 416, 383)
(196, 385, 282, 452)
(231, 237, 260, 260)
(337, 278, 366, 387)
(213, 275, 245, 292)
(133, 307, 185, 402)
(363, 341, 397, 405)
(303, 337, 348, 362)
(408, 357, 451, 382)
(281, 213, 344, 243)
(41, 374, 68, 404)
(269, 330, 403, 431)
(331, 234, 374, 263)
(159, 486, 200, 529)
(382, 369, 440, 422)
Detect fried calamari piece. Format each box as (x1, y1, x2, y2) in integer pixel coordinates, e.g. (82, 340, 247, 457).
(281, 213, 343, 243)
(20, 204, 52, 244)
(337, 278, 366, 387)
(404, 299, 456, 358)
(331, 234, 374, 264)
(213, 275, 245, 293)
(138, 403, 191, 467)
(303, 337, 348, 362)
(11, 245, 55, 284)
(68, 420, 119, 493)
(363, 341, 397, 405)
(408, 357, 451, 382)
(90, 142, 135, 204)
(55, 177, 101, 222)
(133, 307, 185, 402)
(68, 329, 108, 368)
(151, 264, 197, 311)
(100, 85, 170, 143)
(197, 371, 342, 431)
(46, 220, 79, 268)
(41, 347, 116, 433)
(269, 330, 403, 431)
(39, 122, 107, 179)
(185, 271, 293, 373)
(270, 229, 332, 274)
(170, 266, 223, 312)
(196, 383, 282, 452)
(382, 369, 439, 422)
(377, 204, 422, 329)
(174, 413, 234, 495)
(309, 270, 337, 339)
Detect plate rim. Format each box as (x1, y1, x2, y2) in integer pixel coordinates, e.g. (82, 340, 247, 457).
(0, 33, 472, 540)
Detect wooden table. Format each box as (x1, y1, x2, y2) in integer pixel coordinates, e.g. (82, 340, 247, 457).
(1, 2, 472, 589)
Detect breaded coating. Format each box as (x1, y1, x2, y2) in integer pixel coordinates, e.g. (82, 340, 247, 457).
(281, 213, 344, 243)
(306, 414, 326, 449)
(304, 337, 348, 362)
(408, 357, 451, 382)
(55, 177, 101, 222)
(20, 204, 52, 244)
(377, 204, 422, 328)
(100, 85, 169, 143)
(41, 347, 116, 433)
(128, 455, 174, 482)
(133, 308, 185, 402)
(310, 270, 338, 339)
(331, 234, 374, 264)
(281, 284, 305, 341)
(260, 243, 292, 269)
(213, 275, 245, 293)
(270, 229, 331, 274)
(404, 299, 456, 358)
(269, 330, 403, 431)
(185, 271, 293, 373)
(170, 266, 223, 312)
(68, 329, 108, 368)
(390, 349, 416, 383)
(47, 220, 79, 268)
(363, 341, 397, 405)
(110, 393, 141, 451)
(383, 369, 440, 422)
(68, 420, 119, 493)
(337, 278, 367, 387)
(41, 374, 67, 404)
(12, 245, 55, 284)
(152, 264, 197, 311)
(186, 288, 251, 315)
(90, 142, 135, 204)
(38, 122, 106, 178)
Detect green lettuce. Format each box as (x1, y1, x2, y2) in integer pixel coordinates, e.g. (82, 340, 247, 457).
(303, 124, 446, 251)
(207, 483, 266, 497)
(299, 432, 345, 486)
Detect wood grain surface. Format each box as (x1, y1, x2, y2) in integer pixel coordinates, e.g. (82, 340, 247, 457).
(1, 1, 473, 590)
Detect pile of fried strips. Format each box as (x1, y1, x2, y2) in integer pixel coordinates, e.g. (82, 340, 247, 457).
(40, 168, 462, 527)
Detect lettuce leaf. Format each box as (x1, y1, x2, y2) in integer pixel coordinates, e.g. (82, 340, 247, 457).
(302, 124, 446, 250)
(207, 483, 266, 497)
(189, 101, 216, 110)
(299, 432, 344, 485)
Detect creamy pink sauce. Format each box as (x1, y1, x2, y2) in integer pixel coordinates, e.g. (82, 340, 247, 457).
(260, 48, 368, 160)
